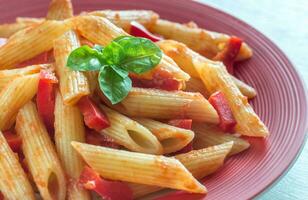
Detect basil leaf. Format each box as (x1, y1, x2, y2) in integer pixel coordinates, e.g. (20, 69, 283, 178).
(110, 65, 129, 78)
(93, 44, 104, 52)
(98, 66, 132, 104)
(67, 45, 104, 71)
(103, 36, 162, 74)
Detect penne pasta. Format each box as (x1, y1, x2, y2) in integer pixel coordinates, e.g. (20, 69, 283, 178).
(0, 22, 29, 38)
(129, 142, 233, 198)
(185, 76, 210, 98)
(157, 40, 268, 137)
(16, 17, 44, 25)
(15, 101, 66, 200)
(53, 30, 90, 105)
(134, 118, 194, 154)
(0, 131, 35, 200)
(193, 123, 250, 156)
(84, 71, 98, 95)
(0, 64, 42, 91)
(0, 19, 73, 69)
(0, 74, 39, 131)
(54, 91, 90, 200)
(72, 142, 207, 193)
(151, 19, 252, 61)
(99, 105, 163, 154)
(100, 87, 219, 124)
(74, 15, 190, 81)
(46, 0, 74, 20)
(158, 40, 257, 99)
(88, 10, 159, 32)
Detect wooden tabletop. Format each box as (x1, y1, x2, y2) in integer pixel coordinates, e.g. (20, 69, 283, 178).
(199, 0, 308, 199)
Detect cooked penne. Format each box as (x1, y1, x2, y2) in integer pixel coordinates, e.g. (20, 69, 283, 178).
(99, 105, 163, 154)
(134, 118, 194, 154)
(74, 15, 190, 81)
(0, 22, 29, 38)
(0, 74, 39, 131)
(84, 71, 98, 95)
(54, 91, 90, 200)
(46, 0, 74, 20)
(158, 40, 268, 137)
(0, 131, 35, 200)
(0, 64, 42, 91)
(15, 101, 66, 200)
(0, 19, 72, 69)
(53, 30, 90, 105)
(151, 19, 252, 61)
(158, 40, 257, 99)
(193, 123, 250, 156)
(185, 77, 210, 98)
(129, 142, 233, 198)
(72, 142, 206, 193)
(88, 10, 159, 32)
(16, 17, 44, 25)
(100, 87, 219, 124)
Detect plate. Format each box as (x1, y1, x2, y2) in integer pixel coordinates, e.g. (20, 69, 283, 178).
(1, 0, 307, 199)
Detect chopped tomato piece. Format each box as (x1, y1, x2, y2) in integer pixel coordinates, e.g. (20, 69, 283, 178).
(78, 96, 110, 131)
(213, 36, 242, 74)
(0, 191, 4, 200)
(168, 119, 192, 130)
(208, 91, 236, 132)
(0, 37, 7, 47)
(36, 70, 58, 134)
(86, 129, 120, 149)
(168, 119, 193, 155)
(79, 166, 133, 200)
(3, 130, 22, 153)
(130, 21, 163, 42)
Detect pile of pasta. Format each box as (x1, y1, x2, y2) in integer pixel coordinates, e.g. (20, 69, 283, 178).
(0, 0, 269, 199)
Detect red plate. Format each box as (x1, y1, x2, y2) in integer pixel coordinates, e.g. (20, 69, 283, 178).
(1, 0, 307, 199)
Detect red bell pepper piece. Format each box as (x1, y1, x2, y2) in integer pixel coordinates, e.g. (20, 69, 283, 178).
(3, 130, 22, 153)
(0, 37, 7, 47)
(86, 129, 120, 149)
(168, 119, 193, 155)
(208, 91, 236, 132)
(0, 192, 4, 200)
(36, 70, 58, 133)
(213, 36, 242, 74)
(79, 166, 133, 200)
(78, 96, 110, 132)
(130, 21, 163, 42)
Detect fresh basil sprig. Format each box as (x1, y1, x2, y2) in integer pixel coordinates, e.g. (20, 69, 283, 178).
(67, 36, 162, 104)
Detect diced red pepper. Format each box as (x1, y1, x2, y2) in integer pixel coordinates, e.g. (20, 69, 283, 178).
(78, 96, 110, 131)
(0, 37, 7, 47)
(168, 119, 192, 130)
(79, 166, 133, 200)
(168, 119, 193, 155)
(36, 70, 58, 134)
(208, 91, 236, 132)
(130, 21, 163, 42)
(3, 130, 22, 153)
(0, 191, 4, 200)
(213, 36, 242, 74)
(86, 129, 120, 149)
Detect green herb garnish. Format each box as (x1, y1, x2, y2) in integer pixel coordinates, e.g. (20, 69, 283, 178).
(67, 36, 162, 104)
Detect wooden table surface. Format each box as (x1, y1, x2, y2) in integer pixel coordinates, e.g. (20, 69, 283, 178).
(200, 0, 308, 199)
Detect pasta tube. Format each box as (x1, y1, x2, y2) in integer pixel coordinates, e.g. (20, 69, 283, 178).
(129, 142, 233, 198)
(53, 30, 90, 105)
(46, 0, 74, 20)
(134, 118, 194, 154)
(74, 15, 190, 81)
(152, 19, 252, 61)
(54, 91, 90, 200)
(0, 74, 39, 131)
(0, 64, 42, 91)
(158, 40, 268, 137)
(193, 123, 250, 156)
(100, 87, 219, 124)
(88, 10, 159, 32)
(0, 19, 72, 69)
(15, 102, 66, 200)
(158, 40, 256, 99)
(0, 131, 35, 200)
(0, 22, 29, 38)
(100, 105, 163, 154)
(72, 142, 206, 193)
